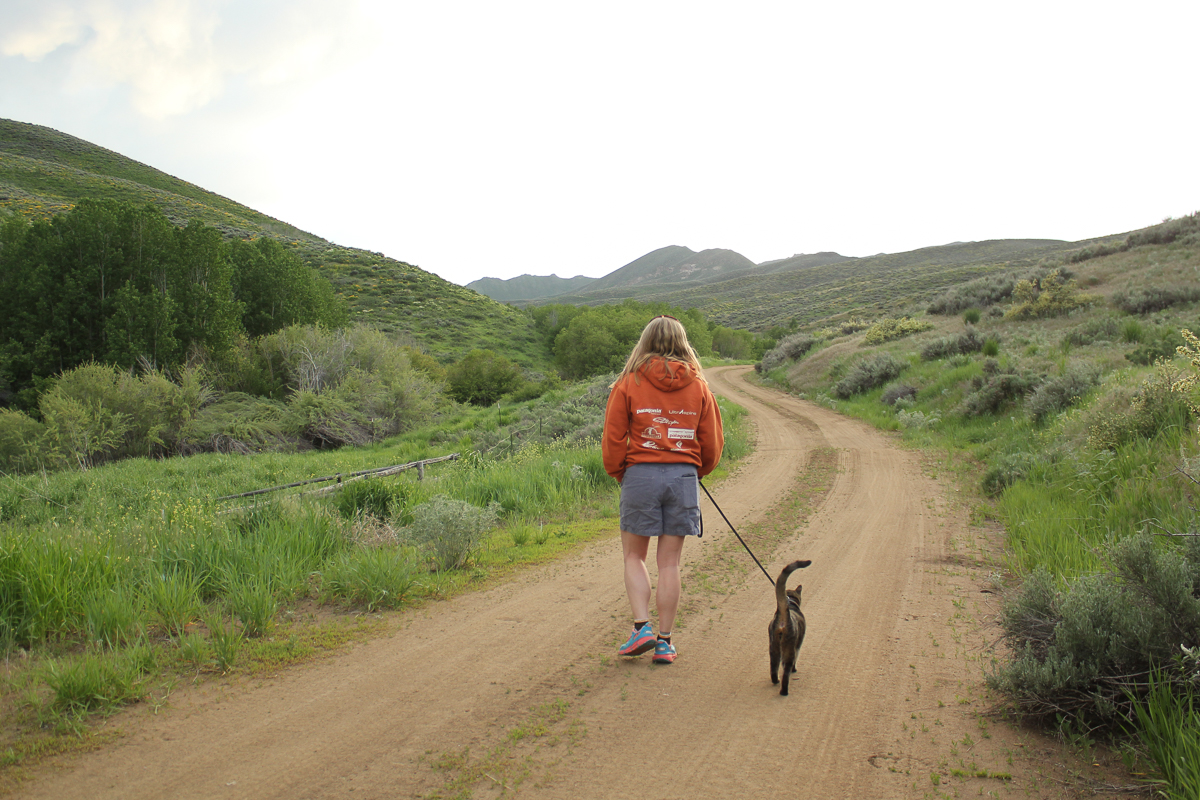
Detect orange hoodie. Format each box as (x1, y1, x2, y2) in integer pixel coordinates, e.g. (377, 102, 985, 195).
(602, 357, 724, 483)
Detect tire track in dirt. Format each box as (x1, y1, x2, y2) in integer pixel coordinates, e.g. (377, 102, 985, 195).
(19, 366, 1086, 799)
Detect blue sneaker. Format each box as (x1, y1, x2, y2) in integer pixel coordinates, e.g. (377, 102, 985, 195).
(652, 639, 677, 664)
(618, 624, 656, 656)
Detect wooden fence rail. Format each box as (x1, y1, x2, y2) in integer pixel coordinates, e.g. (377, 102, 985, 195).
(215, 453, 460, 502)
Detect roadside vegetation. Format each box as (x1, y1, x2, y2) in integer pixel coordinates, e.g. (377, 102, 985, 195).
(755, 211, 1200, 797)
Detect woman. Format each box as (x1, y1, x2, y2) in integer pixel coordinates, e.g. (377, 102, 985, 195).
(602, 315, 723, 664)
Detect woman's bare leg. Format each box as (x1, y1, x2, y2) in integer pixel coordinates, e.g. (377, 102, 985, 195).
(621, 530, 652, 621)
(654, 534, 685, 633)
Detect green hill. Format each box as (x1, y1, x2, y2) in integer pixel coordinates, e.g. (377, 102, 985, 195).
(0, 119, 546, 369)
(552, 236, 1128, 331)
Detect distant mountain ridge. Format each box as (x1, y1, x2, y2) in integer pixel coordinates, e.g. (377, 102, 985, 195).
(467, 273, 596, 302)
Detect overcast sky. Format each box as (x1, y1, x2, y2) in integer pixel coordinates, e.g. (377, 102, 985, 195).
(2, 1, 1197, 287)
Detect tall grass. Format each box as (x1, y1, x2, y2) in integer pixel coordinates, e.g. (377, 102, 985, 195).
(1130, 672, 1200, 799)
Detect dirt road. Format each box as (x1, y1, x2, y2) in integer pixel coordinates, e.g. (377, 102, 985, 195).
(21, 366, 1090, 799)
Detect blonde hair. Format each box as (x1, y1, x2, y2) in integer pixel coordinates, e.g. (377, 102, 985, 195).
(613, 316, 704, 386)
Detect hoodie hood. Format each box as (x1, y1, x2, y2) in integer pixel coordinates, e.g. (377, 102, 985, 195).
(639, 357, 698, 392)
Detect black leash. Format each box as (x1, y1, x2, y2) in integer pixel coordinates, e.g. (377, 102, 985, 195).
(699, 479, 775, 587)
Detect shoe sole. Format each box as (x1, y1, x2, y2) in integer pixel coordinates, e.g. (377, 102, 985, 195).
(652, 654, 676, 664)
(619, 639, 656, 657)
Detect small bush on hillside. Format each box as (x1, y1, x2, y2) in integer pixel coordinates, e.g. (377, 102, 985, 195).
(981, 451, 1039, 496)
(989, 533, 1200, 729)
(928, 273, 1019, 315)
(1006, 270, 1095, 320)
(1113, 287, 1200, 315)
(963, 309, 981, 325)
(920, 327, 986, 361)
(1126, 328, 1187, 366)
(958, 366, 1041, 417)
(404, 495, 501, 571)
(896, 409, 939, 430)
(862, 317, 933, 346)
(832, 353, 906, 399)
(1026, 365, 1101, 425)
(981, 338, 1001, 357)
(880, 383, 918, 406)
(1087, 365, 1193, 451)
(759, 333, 817, 372)
(1064, 241, 1126, 264)
(834, 319, 871, 336)
(1062, 317, 1120, 348)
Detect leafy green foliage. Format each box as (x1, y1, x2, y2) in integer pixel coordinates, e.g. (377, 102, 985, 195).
(530, 301, 711, 381)
(228, 238, 347, 336)
(446, 349, 524, 405)
(862, 317, 933, 345)
(1006, 270, 1094, 319)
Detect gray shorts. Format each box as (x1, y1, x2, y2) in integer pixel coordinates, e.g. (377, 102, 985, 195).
(620, 463, 700, 537)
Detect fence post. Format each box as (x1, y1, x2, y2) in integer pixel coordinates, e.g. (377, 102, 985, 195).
(418, 463, 425, 481)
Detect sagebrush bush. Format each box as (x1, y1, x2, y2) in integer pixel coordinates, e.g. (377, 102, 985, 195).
(880, 383, 918, 406)
(963, 309, 981, 325)
(1114, 286, 1200, 316)
(927, 267, 1075, 316)
(920, 327, 985, 361)
(990, 534, 1200, 729)
(981, 451, 1039, 496)
(1062, 317, 1120, 348)
(862, 317, 933, 346)
(759, 333, 817, 372)
(404, 495, 501, 571)
(1087, 365, 1193, 450)
(832, 353, 906, 399)
(958, 367, 1040, 417)
(1026, 365, 1101, 424)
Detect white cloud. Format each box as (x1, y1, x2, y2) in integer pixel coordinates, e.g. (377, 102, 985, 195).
(0, 0, 372, 119)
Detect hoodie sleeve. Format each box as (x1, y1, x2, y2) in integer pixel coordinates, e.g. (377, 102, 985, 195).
(696, 385, 724, 478)
(602, 381, 630, 482)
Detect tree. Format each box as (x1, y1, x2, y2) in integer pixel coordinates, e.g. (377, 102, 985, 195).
(230, 238, 348, 337)
(446, 350, 524, 405)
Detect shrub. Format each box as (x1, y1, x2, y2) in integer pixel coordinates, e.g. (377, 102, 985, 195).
(0, 408, 43, 472)
(989, 534, 1200, 730)
(981, 451, 1038, 496)
(179, 392, 295, 454)
(963, 309, 981, 325)
(862, 317, 933, 346)
(880, 383, 918, 406)
(1026, 365, 1101, 424)
(832, 353, 906, 399)
(1088, 365, 1193, 450)
(896, 409, 938, 430)
(1121, 319, 1146, 344)
(1062, 317, 1120, 348)
(925, 269, 1074, 315)
(920, 327, 985, 361)
(981, 339, 1001, 357)
(1113, 287, 1200, 315)
(446, 349, 524, 405)
(958, 367, 1040, 417)
(759, 333, 817, 372)
(1126, 327, 1191, 366)
(404, 495, 501, 571)
(1006, 270, 1095, 320)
